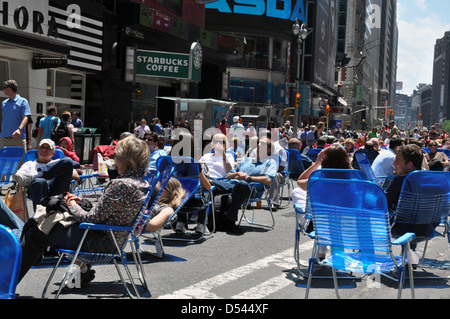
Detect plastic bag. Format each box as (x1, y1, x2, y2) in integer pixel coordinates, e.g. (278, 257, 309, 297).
(97, 153, 108, 176)
(4, 187, 26, 222)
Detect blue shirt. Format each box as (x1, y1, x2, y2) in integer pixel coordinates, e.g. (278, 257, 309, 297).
(1, 94, 31, 138)
(149, 149, 167, 170)
(39, 115, 60, 139)
(307, 147, 324, 162)
(154, 123, 162, 134)
(230, 157, 278, 198)
(306, 130, 315, 143)
(70, 118, 83, 128)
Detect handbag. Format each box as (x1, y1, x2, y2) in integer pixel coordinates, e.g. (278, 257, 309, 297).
(4, 186, 26, 222)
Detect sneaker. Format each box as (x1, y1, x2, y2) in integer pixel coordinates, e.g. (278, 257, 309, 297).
(15, 171, 33, 187)
(195, 223, 206, 235)
(80, 264, 96, 286)
(175, 222, 186, 234)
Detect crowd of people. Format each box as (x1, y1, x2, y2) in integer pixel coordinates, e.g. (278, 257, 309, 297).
(1, 79, 448, 291)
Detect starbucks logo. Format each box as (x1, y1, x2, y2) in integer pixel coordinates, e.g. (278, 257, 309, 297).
(191, 42, 203, 70)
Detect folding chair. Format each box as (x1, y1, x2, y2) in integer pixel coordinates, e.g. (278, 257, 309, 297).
(286, 149, 306, 183)
(0, 147, 25, 191)
(70, 153, 109, 199)
(304, 178, 416, 299)
(138, 177, 201, 258)
(24, 148, 65, 162)
(278, 152, 292, 208)
(294, 169, 368, 276)
(238, 182, 275, 229)
(391, 171, 450, 272)
(23, 149, 66, 219)
(156, 156, 215, 241)
(355, 151, 387, 186)
(41, 176, 159, 299)
(0, 225, 22, 299)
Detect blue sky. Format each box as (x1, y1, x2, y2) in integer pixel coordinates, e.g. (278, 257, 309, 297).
(396, 0, 450, 96)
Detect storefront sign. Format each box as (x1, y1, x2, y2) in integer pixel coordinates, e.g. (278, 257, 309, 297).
(32, 57, 68, 69)
(0, 1, 103, 72)
(136, 43, 202, 81)
(136, 50, 190, 79)
(0, 1, 80, 38)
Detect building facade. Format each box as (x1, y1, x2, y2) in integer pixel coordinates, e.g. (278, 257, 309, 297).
(0, 0, 104, 144)
(431, 31, 450, 129)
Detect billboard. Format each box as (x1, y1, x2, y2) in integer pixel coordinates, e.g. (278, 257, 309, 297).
(312, 0, 337, 88)
(204, 0, 308, 37)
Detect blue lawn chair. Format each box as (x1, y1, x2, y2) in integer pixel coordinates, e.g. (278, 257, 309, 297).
(305, 178, 416, 299)
(0, 147, 25, 189)
(354, 151, 387, 186)
(24, 148, 65, 162)
(286, 149, 306, 181)
(41, 172, 161, 299)
(391, 171, 450, 269)
(156, 156, 215, 240)
(294, 169, 368, 276)
(278, 152, 292, 208)
(23, 149, 66, 218)
(139, 177, 201, 258)
(0, 225, 22, 299)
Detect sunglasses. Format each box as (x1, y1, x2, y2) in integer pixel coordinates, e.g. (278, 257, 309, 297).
(145, 137, 153, 142)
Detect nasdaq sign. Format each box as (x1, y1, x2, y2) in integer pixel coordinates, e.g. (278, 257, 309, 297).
(205, 0, 306, 22)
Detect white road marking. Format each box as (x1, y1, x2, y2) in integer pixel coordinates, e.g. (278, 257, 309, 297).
(158, 240, 315, 299)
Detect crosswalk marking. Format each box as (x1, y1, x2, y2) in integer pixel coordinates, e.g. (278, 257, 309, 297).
(158, 241, 315, 299)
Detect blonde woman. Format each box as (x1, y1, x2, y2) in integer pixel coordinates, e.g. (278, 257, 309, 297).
(145, 177, 185, 232)
(18, 136, 150, 284)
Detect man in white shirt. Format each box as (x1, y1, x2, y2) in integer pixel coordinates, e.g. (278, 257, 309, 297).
(245, 123, 257, 139)
(15, 139, 79, 210)
(371, 137, 403, 181)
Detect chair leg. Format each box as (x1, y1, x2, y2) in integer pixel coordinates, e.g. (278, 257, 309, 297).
(130, 239, 150, 293)
(42, 253, 66, 298)
(332, 267, 341, 299)
(54, 257, 78, 299)
(407, 243, 415, 299)
(112, 258, 140, 299)
(305, 257, 315, 299)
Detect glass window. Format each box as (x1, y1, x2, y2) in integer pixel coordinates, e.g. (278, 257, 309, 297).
(46, 70, 85, 118)
(55, 72, 83, 100)
(0, 60, 9, 84)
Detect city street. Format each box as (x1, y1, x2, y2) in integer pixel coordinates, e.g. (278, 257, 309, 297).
(15, 193, 450, 306)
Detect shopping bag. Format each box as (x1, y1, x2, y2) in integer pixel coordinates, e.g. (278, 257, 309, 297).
(97, 153, 108, 176)
(4, 186, 26, 222)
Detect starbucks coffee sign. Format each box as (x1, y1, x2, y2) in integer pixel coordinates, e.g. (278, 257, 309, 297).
(136, 42, 202, 81)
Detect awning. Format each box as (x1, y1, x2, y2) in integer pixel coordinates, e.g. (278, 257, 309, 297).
(157, 97, 233, 105)
(311, 83, 341, 97)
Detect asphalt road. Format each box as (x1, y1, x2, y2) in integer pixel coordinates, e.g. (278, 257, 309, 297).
(14, 193, 450, 309)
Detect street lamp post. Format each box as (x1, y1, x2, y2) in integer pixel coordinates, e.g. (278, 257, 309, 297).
(292, 19, 309, 135)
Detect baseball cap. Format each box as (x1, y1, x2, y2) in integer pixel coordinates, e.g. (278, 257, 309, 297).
(233, 116, 239, 123)
(39, 139, 55, 150)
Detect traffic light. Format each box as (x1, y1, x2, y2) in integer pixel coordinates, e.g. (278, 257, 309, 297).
(296, 93, 301, 107)
(326, 105, 330, 116)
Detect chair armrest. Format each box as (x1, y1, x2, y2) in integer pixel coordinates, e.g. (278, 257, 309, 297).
(79, 222, 133, 232)
(392, 232, 416, 246)
(202, 185, 216, 193)
(294, 204, 305, 214)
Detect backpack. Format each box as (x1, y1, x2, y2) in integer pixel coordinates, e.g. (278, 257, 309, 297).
(208, 194, 232, 232)
(51, 118, 69, 143)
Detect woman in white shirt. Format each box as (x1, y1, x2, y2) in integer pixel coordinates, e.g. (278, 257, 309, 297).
(134, 118, 150, 139)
